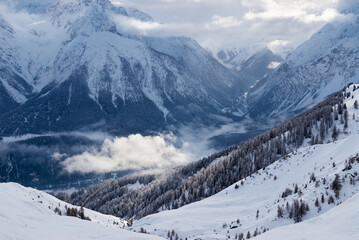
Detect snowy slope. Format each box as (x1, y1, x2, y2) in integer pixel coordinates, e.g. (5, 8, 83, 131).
(0, 182, 164, 240)
(254, 192, 359, 240)
(130, 84, 359, 240)
(248, 7, 359, 118)
(217, 45, 264, 69)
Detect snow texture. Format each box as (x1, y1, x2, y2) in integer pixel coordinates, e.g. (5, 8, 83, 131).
(0, 182, 164, 240)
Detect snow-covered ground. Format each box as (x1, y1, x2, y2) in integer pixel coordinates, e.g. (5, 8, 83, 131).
(131, 84, 359, 239)
(0, 183, 164, 240)
(254, 191, 359, 240)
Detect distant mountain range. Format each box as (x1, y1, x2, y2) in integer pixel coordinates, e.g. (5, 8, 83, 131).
(0, 0, 249, 136)
(247, 5, 359, 118)
(217, 46, 284, 85)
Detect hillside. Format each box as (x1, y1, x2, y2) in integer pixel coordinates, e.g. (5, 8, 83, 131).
(0, 182, 164, 240)
(65, 82, 353, 226)
(128, 84, 359, 239)
(254, 192, 359, 240)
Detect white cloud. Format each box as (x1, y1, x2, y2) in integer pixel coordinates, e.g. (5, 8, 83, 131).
(2, 0, 357, 58)
(60, 134, 189, 173)
(115, 0, 355, 52)
(111, 1, 124, 6)
(112, 14, 162, 35)
(207, 15, 242, 29)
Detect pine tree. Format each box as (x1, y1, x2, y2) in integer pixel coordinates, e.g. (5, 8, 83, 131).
(331, 174, 342, 198)
(277, 205, 283, 218)
(332, 125, 338, 140)
(344, 110, 348, 129)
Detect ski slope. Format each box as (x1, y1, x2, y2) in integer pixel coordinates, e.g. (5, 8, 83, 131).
(0, 183, 164, 240)
(131, 84, 359, 240)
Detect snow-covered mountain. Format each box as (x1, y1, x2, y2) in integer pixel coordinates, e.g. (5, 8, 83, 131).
(238, 48, 283, 85)
(0, 182, 164, 240)
(128, 84, 359, 240)
(0, 0, 246, 135)
(217, 45, 265, 69)
(0, 0, 54, 13)
(248, 6, 359, 118)
(217, 47, 283, 92)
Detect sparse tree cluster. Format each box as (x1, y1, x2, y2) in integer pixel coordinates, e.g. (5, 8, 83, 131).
(65, 205, 91, 221)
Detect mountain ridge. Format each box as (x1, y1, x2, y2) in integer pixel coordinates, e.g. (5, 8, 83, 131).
(0, 0, 247, 135)
(247, 13, 359, 118)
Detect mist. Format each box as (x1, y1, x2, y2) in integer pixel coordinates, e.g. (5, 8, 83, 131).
(59, 118, 276, 174)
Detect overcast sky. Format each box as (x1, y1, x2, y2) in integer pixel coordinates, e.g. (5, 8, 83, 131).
(112, 0, 355, 53)
(1, 0, 356, 54)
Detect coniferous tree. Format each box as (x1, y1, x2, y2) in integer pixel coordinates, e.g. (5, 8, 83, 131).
(344, 110, 348, 128)
(331, 174, 342, 198)
(332, 125, 338, 140)
(277, 205, 283, 218)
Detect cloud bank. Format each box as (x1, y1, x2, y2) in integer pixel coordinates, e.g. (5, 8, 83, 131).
(113, 0, 356, 51)
(2, 0, 357, 53)
(60, 134, 189, 173)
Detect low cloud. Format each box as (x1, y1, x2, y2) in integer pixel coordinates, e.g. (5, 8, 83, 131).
(207, 15, 242, 29)
(115, 0, 356, 52)
(2, 0, 356, 55)
(61, 134, 189, 174)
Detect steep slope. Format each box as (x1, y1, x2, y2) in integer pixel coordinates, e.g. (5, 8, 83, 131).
(248, 7, 359, 118)
(0, 16, 33, 113)
(254, 192, 359, 240)
(216, 47, 284, 117)
(0, 0, 245, 135)
(238, 48, 283, 86)
(129, 84, 359, 240)
(217, 47, 283, 88)
(217, 45, 264, 69)
(0, 182, 164, 240)
(1, 0, 54, 13)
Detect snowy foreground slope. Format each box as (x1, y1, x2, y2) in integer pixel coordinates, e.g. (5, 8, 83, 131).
(0, 183, 164, 240)
(254, 192, 359, 240)
(131, 84, 359, 239)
